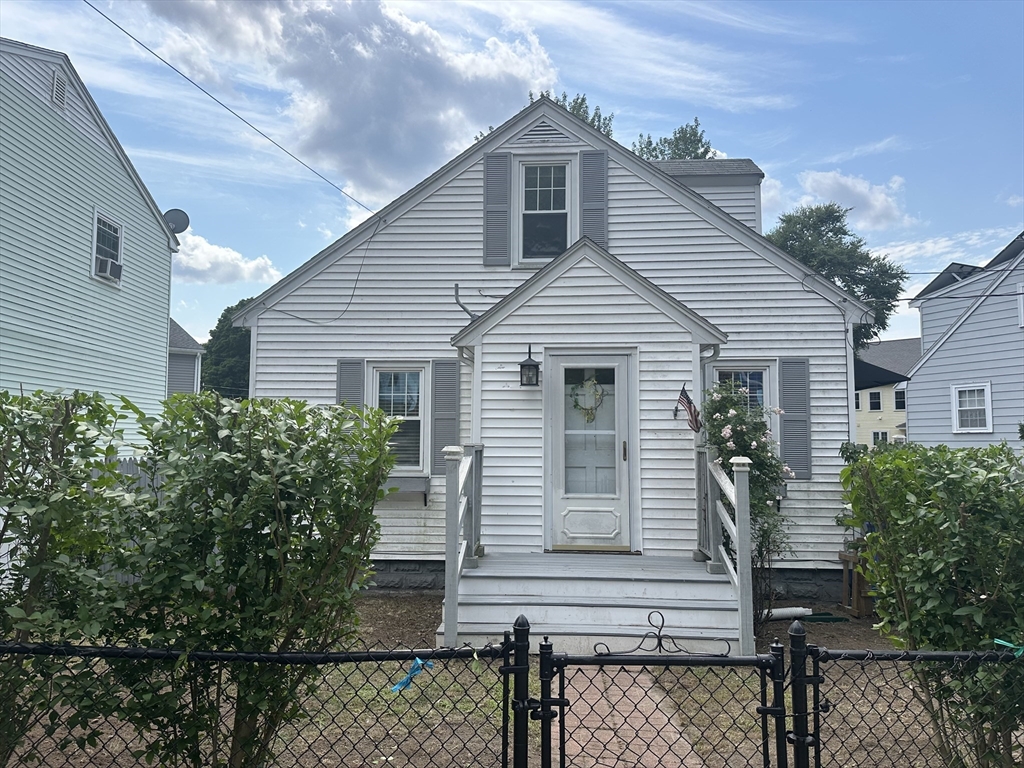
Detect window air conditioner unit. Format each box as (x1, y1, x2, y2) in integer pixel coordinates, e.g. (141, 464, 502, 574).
(96, 257, 122, 281)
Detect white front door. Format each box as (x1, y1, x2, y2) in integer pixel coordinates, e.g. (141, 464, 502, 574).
(548, 354, 631, 551)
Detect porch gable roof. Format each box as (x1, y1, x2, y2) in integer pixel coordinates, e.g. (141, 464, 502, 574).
(450, 237, 728, 347)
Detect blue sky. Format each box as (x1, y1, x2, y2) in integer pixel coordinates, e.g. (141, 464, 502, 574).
(4, 0, 1022, 342)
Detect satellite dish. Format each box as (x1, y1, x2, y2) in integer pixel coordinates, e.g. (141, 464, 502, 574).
(163, 209, 190, 234)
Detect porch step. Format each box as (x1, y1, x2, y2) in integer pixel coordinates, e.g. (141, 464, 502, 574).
(440, 553, 742, 655)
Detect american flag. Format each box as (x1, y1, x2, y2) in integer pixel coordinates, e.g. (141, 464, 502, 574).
(676, 383, 702, 433)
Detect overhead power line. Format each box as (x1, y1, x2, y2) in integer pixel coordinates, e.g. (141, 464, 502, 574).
(81, 0, 380, 220)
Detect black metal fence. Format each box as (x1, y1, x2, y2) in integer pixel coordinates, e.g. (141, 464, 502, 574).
(3, 617, 1022, 768)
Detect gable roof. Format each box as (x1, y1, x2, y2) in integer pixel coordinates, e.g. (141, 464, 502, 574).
(654, 158, 764, 180)
(857, 337, 921, 377)
(913, 262, 985, 300)
(906, 234, 1024, 378)
(0, 37, 178, 251)
(911, 232, 1024, 304)
(169, 318, 204, 354)
(451, 237, 727, 347)
(234, 97, 871, 327)
(854, 358, 910, 390)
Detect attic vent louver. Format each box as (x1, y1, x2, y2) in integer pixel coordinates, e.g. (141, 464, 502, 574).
(512, 120, 572, 145)
(51, 70, 68, 109)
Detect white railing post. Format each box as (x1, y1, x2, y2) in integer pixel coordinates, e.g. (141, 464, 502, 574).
(443, 445, 464, 647)
(707, 451, 726, 575)
(465, 443, 484, 567)
(731, 456, 755, 656)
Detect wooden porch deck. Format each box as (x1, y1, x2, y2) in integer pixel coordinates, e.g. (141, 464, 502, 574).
(439, 552, 740, 655)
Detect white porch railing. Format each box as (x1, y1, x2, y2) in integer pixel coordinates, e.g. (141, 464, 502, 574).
(442, 443, 484, 646)
(704, 454, 755, 656)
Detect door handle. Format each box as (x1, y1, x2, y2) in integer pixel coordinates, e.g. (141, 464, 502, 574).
(622, 441, 627, 461)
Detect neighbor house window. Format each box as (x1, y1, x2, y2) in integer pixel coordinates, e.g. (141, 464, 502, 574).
(869, 391, 882, 411)
(951, 383, 992, 433)
(894, 390, 906, 411)
(872, 431, 888, 445)
(854, 392, 861, 410)
(93, 212, 123, 284)
(716, 369, 767, 410)
(374, 367, 425, 469)
(522, 164, 568, 259)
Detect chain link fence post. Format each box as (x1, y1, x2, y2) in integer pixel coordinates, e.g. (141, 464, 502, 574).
(512, 615, 531, 768)
(788, 620, 812, 768)
(770, 637, 790, 768)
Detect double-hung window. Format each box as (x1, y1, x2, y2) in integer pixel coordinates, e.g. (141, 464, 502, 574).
(93, 212, 123, 284)
(854, 392, 861, 410)
(522, 164, 568, 260)
(869, 391, 882, 411)
(951, 382, 992, 433)
(894, 390, 906, 411)
(374, 367, 426, 470)
(872, 431, 888, 445)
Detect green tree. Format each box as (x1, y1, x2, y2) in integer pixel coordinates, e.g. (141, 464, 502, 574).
(765, 203, 907, 349)
(110, 393, 398, 767)
(201, 297, 254, 399)
(632, 117, 716, 160)
(530, 90, 614, 137)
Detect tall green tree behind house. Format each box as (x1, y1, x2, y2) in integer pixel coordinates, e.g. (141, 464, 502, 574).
(530, 91, 614, 137)
(632, 117, 716, 160)
(201, 297, 254, 399)
(765, 203, 907, 349)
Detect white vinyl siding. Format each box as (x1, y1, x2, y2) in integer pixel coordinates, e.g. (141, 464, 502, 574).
(908, 259, 1024, 446)
(0, 62, 171, 444)
(249, 151, 851, 568)
(683, 183, 761, 232)
(167, 353, 198, 395)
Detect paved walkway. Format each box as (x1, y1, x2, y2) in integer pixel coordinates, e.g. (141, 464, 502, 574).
(559, 667, 706, 767)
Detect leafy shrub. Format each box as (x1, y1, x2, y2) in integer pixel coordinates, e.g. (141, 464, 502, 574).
(840, 442, 1024, 766)
(0, 391, 129, 764)
(111, 393, 399, 766)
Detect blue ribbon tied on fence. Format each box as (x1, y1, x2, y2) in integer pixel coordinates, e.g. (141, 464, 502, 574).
(391, 657, 434, 693)
(994, 639, 1024, 658)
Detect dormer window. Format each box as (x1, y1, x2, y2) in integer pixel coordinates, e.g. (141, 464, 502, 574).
(522, 164, 568, 259)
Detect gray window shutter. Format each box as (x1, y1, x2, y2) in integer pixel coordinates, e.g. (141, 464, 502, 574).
(431, 359, 460, 475)
(779, 358, 811, 480)
(336, 359, 365, 406)
(483, 152, 511, 266)
(580, 150, 608, 247)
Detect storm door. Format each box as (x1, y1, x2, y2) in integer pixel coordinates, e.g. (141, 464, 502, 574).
(549, 354, 631, 550)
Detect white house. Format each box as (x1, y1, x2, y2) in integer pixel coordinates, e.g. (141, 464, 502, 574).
(0, 38, 178, 441)
(235, 99, 871, 650)
(906, 231, 1024, 446)
(167, 318, 204, 396)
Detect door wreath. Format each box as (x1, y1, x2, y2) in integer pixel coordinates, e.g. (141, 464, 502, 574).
(570, 377, 606, 423)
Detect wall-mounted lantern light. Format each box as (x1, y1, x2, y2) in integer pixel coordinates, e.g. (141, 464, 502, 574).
(519, 345, 540, 387)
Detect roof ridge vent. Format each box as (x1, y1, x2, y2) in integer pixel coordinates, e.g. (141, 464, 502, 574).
(51, 69, 68, 110)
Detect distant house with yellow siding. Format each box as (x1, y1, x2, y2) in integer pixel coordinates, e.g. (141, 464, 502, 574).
(854, 338, 921, 446)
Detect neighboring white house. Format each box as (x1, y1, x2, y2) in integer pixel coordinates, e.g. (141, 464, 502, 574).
(0, 38, 178, 441)
(235, 99, 871, 649)
(853, 338, 921, 446)
(168, 319, 204, 396)
(906, 231, 1024, 446)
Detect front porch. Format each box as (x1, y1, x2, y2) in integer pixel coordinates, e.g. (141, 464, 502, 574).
(438, 444, 755, 655)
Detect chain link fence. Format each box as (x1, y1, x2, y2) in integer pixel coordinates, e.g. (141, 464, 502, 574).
(0, 639, 511, 768)
(3, 621, 1022, 768)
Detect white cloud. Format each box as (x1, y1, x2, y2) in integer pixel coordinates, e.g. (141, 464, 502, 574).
(760, 176, 796, 230)
(173, 232, 282, 284)
(821, 136, 906, 164)
(873, 226, 1021, 269)
(1007, 195, 1024, 207)
(797, 171, 916, 231)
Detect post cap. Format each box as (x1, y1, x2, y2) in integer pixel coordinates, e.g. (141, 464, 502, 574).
(730, 456, 753, 467)
(442, 445, 464, 459)
(788, 619, 806, 636)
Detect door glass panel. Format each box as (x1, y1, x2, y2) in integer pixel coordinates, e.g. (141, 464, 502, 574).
(564, 367, 616, 494)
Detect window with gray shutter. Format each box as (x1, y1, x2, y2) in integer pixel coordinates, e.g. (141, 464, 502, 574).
(336, 359, 365, 406)
(483, 152, 511, 266)
(779, 358, 811, 480)
(431, 359, 460, 475)
(580, 150, 608, 247)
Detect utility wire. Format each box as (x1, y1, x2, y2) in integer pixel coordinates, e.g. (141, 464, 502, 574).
(81, 0, 380, 220)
